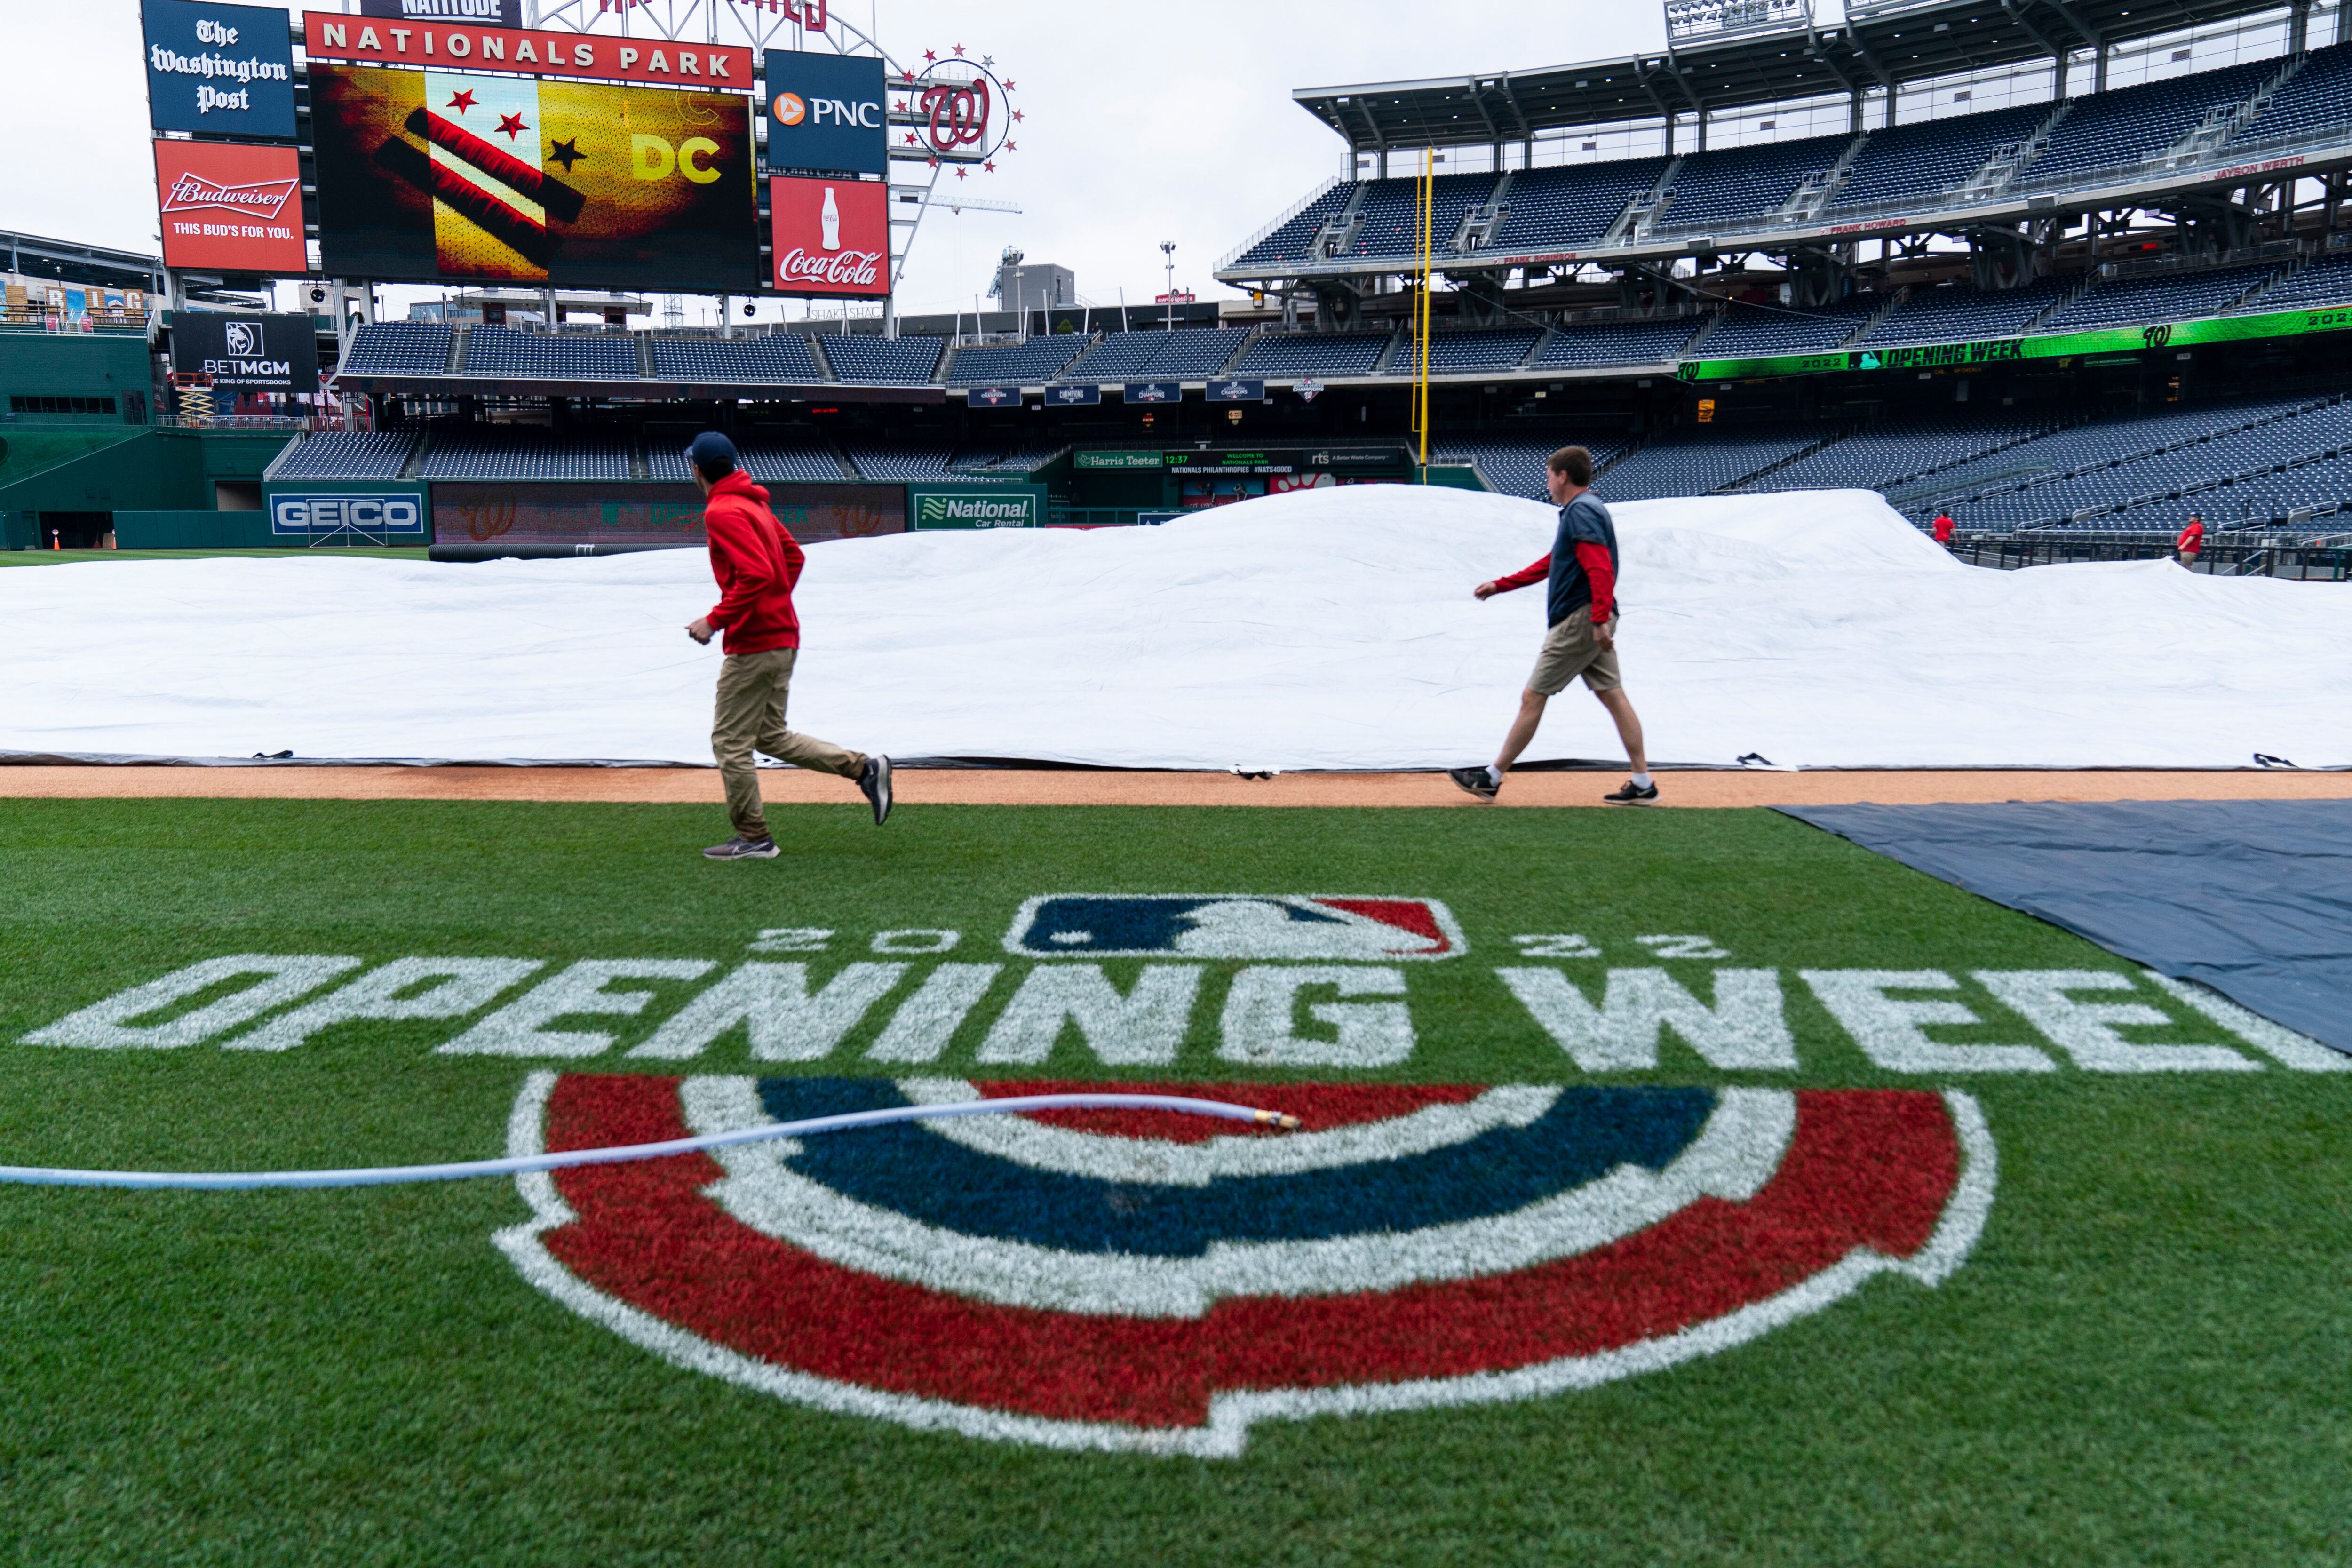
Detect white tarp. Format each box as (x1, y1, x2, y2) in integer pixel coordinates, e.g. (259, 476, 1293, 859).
(2, 486, 2345, 770)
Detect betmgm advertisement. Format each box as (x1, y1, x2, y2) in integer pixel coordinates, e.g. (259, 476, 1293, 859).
(309, 63, 757, 289)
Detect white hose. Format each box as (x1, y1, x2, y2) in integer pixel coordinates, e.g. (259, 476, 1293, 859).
(0, 1092, 1301, 1192)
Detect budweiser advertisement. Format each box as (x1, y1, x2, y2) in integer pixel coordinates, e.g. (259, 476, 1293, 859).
(153, 139, 308, 274)
(770, 175, 887, 298)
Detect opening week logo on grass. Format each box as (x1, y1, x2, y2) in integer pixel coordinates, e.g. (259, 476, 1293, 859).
(16, 889, 2344, 1457)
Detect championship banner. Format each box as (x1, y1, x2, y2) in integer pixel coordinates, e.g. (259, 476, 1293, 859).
(302, 11, 752, 91)
(310, 63, 758, 290)
(153, 139, 307, 274)
(769, 175, 888, 298)
(143, 0, 298, 139)
(169, 310, 320, 395)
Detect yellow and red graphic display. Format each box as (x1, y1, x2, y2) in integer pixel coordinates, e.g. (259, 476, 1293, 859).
(310, 63, 756, 290)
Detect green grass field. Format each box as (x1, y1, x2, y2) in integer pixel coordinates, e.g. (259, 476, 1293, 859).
(0, 799, 2344, 1566)
(0, 547, 432, 567)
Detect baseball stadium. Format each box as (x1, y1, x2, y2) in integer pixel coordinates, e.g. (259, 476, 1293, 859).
(2, 0, 2350, 1562)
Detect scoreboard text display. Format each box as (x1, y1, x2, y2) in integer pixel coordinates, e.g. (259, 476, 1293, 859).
(309, 63, 759, 290)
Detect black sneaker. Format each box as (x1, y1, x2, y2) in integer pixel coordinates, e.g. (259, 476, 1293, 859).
(1447, 766, 1500, 803)
(1603, 779, 1660, 805)
(859, 755, 894, 826)
(703, 836, 780, 860)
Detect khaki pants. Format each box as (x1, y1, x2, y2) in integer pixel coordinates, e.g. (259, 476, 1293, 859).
(1527, 607, 1623, 696)
(712, 648, 866, 840)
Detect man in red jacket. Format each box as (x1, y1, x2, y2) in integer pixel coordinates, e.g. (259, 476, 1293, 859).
(1932, 511, 1956, 546)
(1450, 444, 1653, 805)
(2176, 513, 2205, 568)
(682, 431, 890, 860)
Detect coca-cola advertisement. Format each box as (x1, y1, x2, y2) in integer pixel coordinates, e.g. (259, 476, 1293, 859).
(769, 175, 888, 299)
(153, 139, 308, 274)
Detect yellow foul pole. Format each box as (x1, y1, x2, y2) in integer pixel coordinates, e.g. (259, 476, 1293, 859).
(1414, 149, 1434, 475)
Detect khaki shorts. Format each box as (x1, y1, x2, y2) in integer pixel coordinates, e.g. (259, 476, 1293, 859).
(1528, 606, 1622, 696)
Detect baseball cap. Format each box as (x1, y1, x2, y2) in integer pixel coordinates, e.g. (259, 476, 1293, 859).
(686, 430, 739, 477)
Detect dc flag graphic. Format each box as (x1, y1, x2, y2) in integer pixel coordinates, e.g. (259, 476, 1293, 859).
(501, 1074, 1992, 1456)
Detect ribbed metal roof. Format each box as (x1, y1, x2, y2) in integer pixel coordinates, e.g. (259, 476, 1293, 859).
(1294, 0, 2284, 150)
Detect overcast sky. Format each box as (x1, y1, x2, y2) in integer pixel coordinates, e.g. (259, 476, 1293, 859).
(16, 0, 1684, 322)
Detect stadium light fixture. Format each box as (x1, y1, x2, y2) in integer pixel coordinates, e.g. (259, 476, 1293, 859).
(1160, 241, 1177, 331)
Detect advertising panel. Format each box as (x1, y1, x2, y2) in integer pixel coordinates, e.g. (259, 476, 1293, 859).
(302, 12, 751, 89)
(143, 0, 297, 139)
(263, 484, 429, 537)
(907, 485, 1045, 529)
(432, 481, 904, 549)
(764, 49, 887, 176)
(169, 310, 320, 395)
(1679, 305, 2352, 382)
(310, 63, 758, 290)
(153, 139, 307, 274)
(769, 175, 888, 298)
(359, 0, 522, 24)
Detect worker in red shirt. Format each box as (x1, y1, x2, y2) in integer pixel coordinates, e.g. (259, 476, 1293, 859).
(1450, 444, 1654, 805)
(683, 431, 891, 860)
(1932, 511, 1955, 546)
(2176, 514, 2205, 568)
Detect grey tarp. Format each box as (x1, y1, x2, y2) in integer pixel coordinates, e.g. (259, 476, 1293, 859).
(1780, 800, 2352, 1057)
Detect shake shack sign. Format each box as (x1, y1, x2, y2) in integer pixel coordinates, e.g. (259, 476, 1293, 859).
(908, 485, 1044, 529)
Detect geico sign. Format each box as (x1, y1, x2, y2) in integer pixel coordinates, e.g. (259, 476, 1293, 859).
(271, 495, 425, 534)
(772, 92, 882, 128)
(776, 247, 882, 286)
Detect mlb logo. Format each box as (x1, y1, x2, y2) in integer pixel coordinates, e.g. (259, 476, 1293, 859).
(224, 320, 261, 356)
(1003, 894, 1464, 961)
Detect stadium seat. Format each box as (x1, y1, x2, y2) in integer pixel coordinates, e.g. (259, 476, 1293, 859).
(1483, 160, 1671, 254)
(418, 426, 631, 481)
(2037, 263, 2280, 332)
(462, 326, 640, 380)
(1422, 329, 1542, 373)
(1696, 298, 1883, 358)
(1739, 417, 2057, 493)
(1227, 333, 1392, 378)
(2027, 58, 2276, 182)
(1434, 436, 1633, 501)
(266, 430, 420, 481)
(946, 336, 1091, 387)
(842, 439, 957, 481)
(2230, 252, 2352, 313)
(1655, 134, 1853, 231)
(1829, 104, 2052, 210)
(1343, 173, 1500, 259)
(1862, 279, 2076, 344)
(337, 322, 455, 378)
(1595, 425, 1828, 500)
(1062, 327, 1250, 382)
(2227, 41, 2352, 145)
(1532, 316, 1709, 367)
(818, 334, 946, 384)
(648, 334, 825, 384)
(1226, 182, 1357, 271)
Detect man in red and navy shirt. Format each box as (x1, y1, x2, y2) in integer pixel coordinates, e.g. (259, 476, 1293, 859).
(1450, 444, 1655, 804)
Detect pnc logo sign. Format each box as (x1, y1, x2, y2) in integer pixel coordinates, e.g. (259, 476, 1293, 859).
(772, 91, 805, 125)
